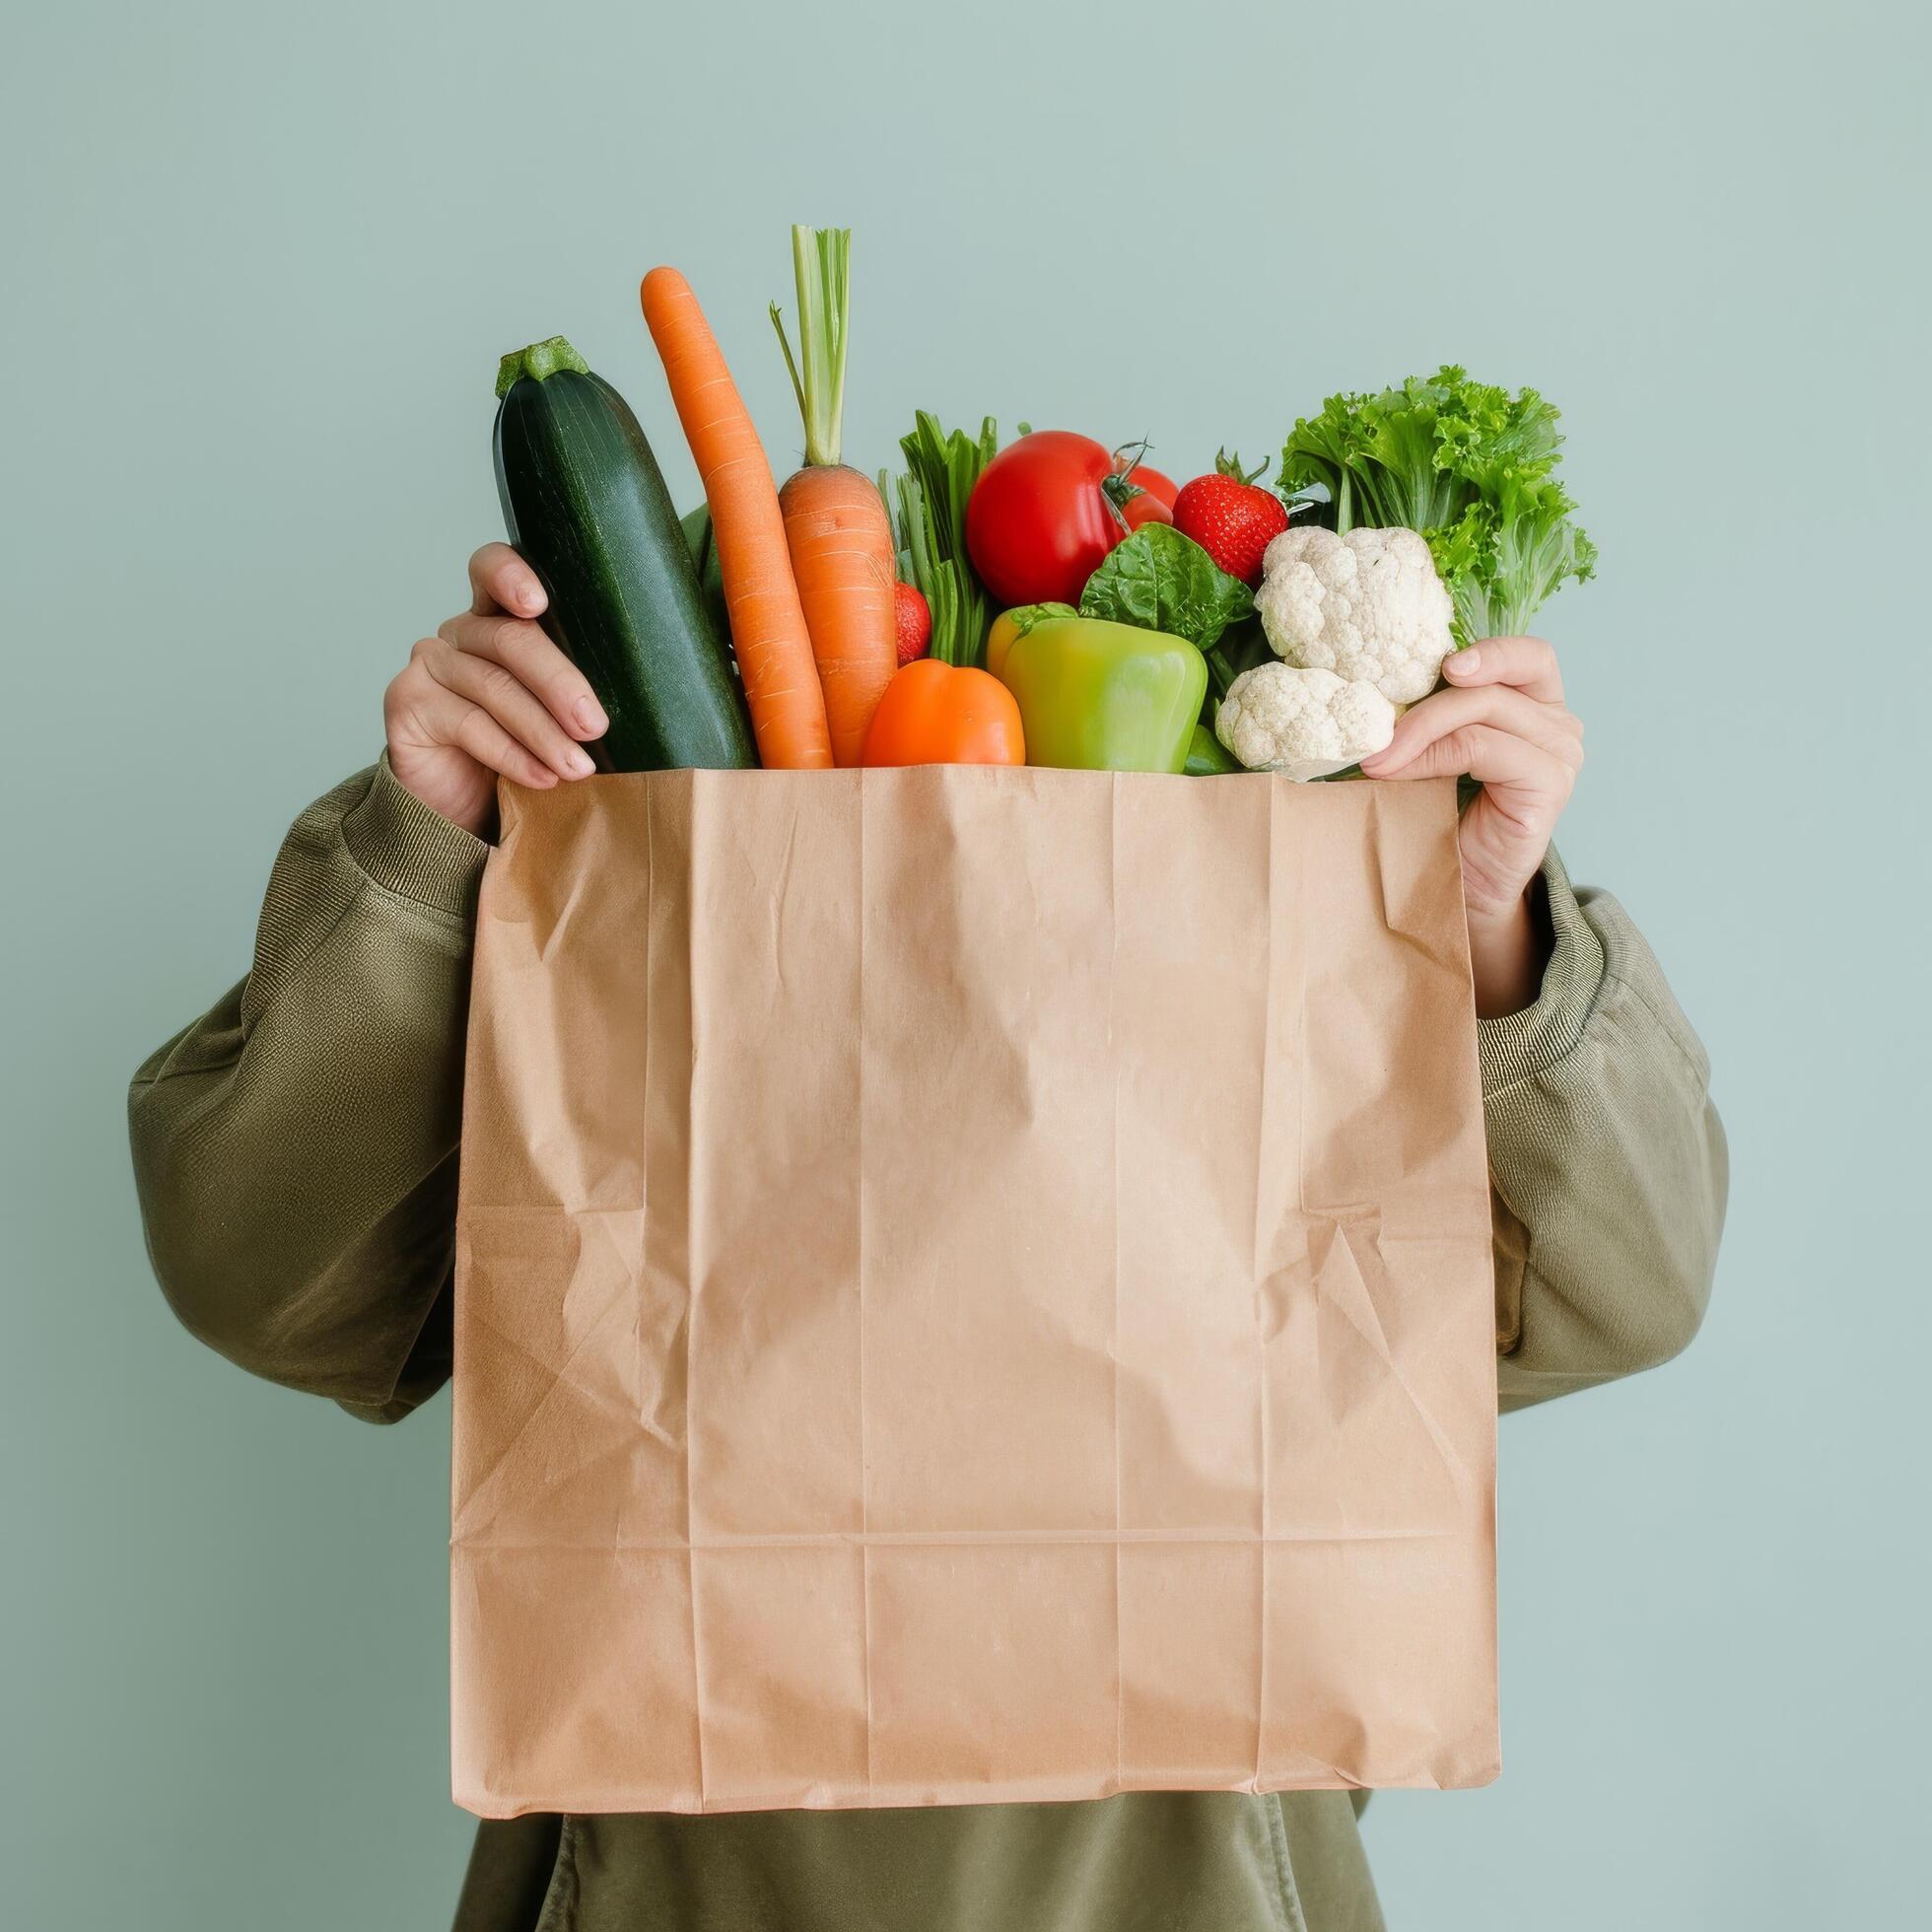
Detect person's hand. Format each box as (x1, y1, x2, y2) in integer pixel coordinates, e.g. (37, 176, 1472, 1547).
(1358, 638, 1584, 1017)
(383, 544, 608, 837)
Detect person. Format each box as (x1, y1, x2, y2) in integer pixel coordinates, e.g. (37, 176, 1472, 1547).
(127, 544, 1727, 1932)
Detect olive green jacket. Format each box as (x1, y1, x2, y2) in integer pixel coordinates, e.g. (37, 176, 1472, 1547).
(128, 759, 1727, 1932)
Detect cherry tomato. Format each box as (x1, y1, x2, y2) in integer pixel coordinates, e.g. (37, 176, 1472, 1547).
(967, 430, 1166, 607)
(893, 580, 932, 665)
(1121, 462, 1178, 508)
(1116, 452, 1177, 533)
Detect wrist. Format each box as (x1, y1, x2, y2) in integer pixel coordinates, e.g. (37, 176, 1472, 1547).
(1460, 845, 1539, 929)
(1466, 881, 1549, 1020)
(1464, 880, 1528, 931)
(387, 747, 496, 841)
(343, 753, 492, 918)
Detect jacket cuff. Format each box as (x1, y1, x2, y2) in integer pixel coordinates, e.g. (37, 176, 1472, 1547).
(1476, 848, 1607, 1099)
(340, 753, 488, 920)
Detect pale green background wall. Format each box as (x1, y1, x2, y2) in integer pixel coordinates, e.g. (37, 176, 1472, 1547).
(4, 1, 1924, 1924)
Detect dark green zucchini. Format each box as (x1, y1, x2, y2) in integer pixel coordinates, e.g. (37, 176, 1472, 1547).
(679, 503, 729, 646)
(493, 336, 754, 771)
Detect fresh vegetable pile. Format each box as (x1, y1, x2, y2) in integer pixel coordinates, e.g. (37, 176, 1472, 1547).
(493, 232, 1594, 782)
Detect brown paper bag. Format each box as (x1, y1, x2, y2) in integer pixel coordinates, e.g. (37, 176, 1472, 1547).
(450, 767, 1497, 1817)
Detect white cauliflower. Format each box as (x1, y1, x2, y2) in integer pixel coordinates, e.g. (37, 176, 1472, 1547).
(1215, 663, 1396, 782)
(1255, 524, 1455, 705)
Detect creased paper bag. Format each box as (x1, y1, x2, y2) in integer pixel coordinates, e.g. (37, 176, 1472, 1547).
(451, 767, 1497, 1817)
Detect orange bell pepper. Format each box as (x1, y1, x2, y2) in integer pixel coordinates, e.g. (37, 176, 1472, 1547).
(860, 658, 1025, 767)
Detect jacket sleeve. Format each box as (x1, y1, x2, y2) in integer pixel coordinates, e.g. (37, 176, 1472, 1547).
(1478, 852, 1728, 1413)
(128, 758, 488, 1424)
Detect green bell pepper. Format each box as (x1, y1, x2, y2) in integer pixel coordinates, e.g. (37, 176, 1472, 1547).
(1184, 723, 1242, 775)
(987, 615, 1208, 774)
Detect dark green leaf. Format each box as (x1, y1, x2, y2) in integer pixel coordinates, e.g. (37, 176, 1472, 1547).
(1078, 524, 1254, 652)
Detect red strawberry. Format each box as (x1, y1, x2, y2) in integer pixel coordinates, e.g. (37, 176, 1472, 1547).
(894, 580, 932, 665)
(1172, 451, 1291, 587)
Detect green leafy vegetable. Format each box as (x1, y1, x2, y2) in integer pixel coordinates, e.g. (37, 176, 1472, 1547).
(1078, 524, 1254, 652)
(1199, 613, 1275, 705)
(1459, 469, 1599, 642)
(886, 412, 1000, 665)
(1278, 365, 1596, 638)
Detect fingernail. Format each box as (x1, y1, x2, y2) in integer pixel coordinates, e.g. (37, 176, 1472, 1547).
(1448, 648, 1480, 675)
(568, 747, 596, 778)
(521, 586, 547, 614)
(575, 697, 608, 736)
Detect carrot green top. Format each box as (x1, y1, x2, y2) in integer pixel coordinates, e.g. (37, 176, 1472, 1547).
(770, 226, 852, 468)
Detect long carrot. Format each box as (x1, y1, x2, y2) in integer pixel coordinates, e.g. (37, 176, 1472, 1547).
(768, 227, 897, 767)
(639, 265, 832, 770)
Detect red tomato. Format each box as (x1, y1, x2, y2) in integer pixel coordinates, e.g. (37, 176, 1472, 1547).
(1120, 490, 1174, 534)
(1122, 463, 1178, 508)
(966, 431, 1167, 607)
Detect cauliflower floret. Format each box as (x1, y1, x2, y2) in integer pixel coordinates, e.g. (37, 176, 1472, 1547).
(1214, 663, 1396, 782)
(1255, 525, 1454, 705)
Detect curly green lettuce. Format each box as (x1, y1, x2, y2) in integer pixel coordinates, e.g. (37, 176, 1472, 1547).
(1278, 366, 1596, 640)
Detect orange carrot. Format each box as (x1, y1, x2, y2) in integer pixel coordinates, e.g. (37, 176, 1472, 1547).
(640, 265, 832, 771)
(776, 467, 897, 767)
(769, 227, 897, 767)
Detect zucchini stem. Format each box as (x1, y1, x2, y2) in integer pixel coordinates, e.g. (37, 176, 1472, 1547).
(494, 334, 589, 397)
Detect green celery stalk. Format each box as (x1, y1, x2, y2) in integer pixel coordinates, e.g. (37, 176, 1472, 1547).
(890, 412, 999, 666)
